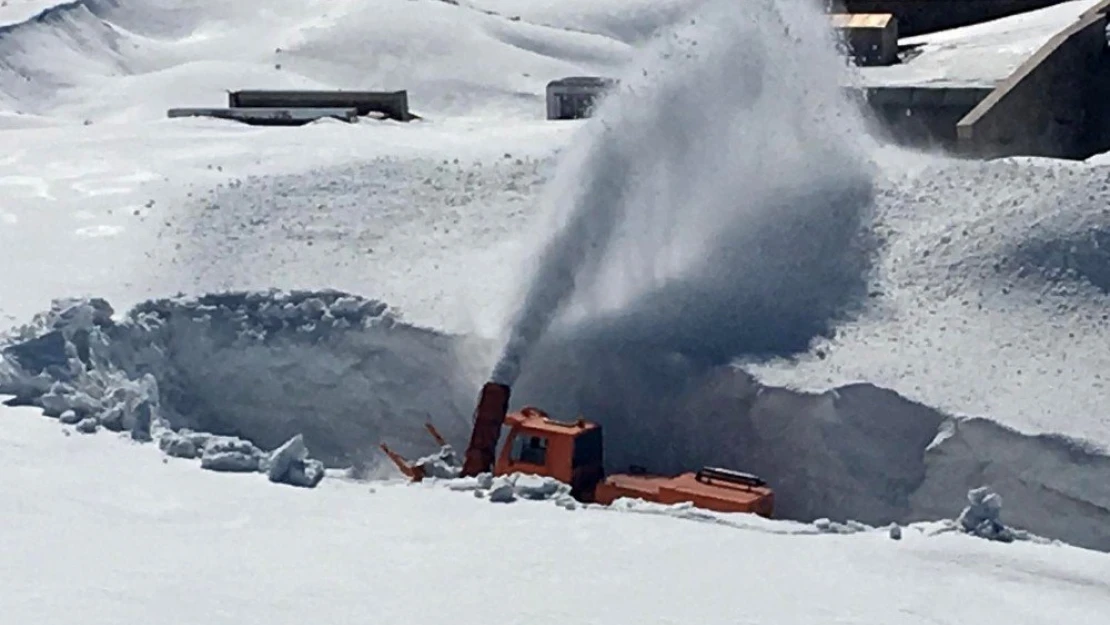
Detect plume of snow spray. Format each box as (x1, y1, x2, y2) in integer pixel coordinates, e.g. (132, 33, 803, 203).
(491, 0, 877, 395)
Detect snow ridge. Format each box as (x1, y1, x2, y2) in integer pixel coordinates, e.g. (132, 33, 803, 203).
(0, 0, 124, 109)
(0, 0, 108, 33)
(0, 0, 638, 120)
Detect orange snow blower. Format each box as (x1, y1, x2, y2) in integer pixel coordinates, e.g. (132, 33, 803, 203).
(379, 382, 774, 517)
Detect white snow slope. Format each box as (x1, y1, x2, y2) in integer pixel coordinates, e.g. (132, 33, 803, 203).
(2, 0, 1110, 622)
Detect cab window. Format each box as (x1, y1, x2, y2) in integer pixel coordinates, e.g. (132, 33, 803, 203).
(510, 434, 548, 466)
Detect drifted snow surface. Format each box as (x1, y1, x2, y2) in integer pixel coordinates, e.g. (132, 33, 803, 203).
(3, 292, 1110, 553)
(749, 156, 1110, 444)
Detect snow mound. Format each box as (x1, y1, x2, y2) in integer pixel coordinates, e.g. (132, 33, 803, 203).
(4, 291, 1110, 550)
(748, 156, 1110, 445)
(957, 486, 1017, 543)
(155, 154, 553, 332)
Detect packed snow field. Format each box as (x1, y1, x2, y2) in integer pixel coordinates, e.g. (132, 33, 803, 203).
(3, 0, 1110, 621)
(8, 407, 1110, 625)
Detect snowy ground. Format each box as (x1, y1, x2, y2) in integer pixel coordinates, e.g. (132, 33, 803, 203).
(3, 0, 1110, 622)
(4, 402, 1110, 625)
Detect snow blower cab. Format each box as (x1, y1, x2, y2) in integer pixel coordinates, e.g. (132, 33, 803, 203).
(496, 407, 607, 500)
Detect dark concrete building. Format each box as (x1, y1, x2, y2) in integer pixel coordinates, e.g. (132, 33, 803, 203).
(545, 77, 619, 120)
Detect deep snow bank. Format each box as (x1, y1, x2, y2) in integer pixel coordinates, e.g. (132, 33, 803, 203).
(0, 292, 483, 471)
(3, 292, 1110, 551)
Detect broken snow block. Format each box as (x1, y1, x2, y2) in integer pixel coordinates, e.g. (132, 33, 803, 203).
(558, 498, 578, 511)
(267, 434, 307, 481)
(446, 477, 484, 492)
(38, 389, 71, 418)
(158, 432, 198, 459)
(414, 444, 462, 479)
(284, 458, 326, 488)
(99, 405, 125, 431)
(39, 384, 100, 419)
(957, 486, 1015, 543)
(266, 434, 326, 488)
(488, 482, 517, 503)
(75, 417, 99, 434)
(513, 474, 570, 500)
(178, 429, 214, 451)
(59, 409, 81, 425)
(200, 437, 262, 472)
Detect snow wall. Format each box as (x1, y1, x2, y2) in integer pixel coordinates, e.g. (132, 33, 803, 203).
(2, 290, 1109, 553)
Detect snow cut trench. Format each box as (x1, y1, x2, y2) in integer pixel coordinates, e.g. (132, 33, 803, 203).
(2, 291, 1109, 553)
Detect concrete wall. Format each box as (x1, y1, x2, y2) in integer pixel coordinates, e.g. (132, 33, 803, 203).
(830, 0, 1070, 35)
(545, 78, 617, 120)
(227, 90, 412, 121)
(850, 86, 992, 151)
(956, 1, 1110, 159)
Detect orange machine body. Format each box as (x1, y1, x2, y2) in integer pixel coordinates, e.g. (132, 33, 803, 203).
(595, 469, 774, 517)
(494, 405, 774, 517)
(380, 381, 774, 518)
